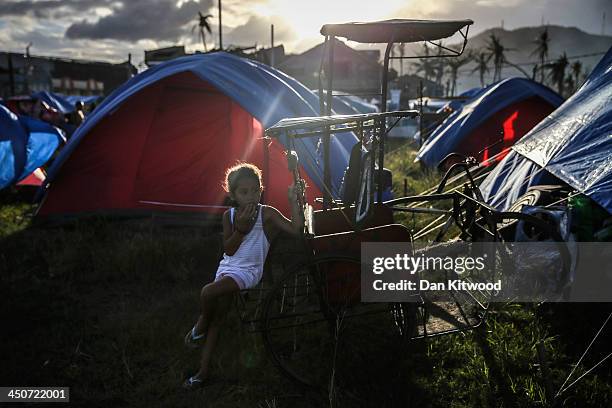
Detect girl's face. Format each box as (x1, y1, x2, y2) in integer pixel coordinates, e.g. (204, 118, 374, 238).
(231, 177, 262, 208)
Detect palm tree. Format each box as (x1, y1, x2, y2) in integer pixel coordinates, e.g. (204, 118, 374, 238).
(471, 51, 491, 87)
(564, 74, 575, 95)
(546, 52, 569, 96)
(397, 42, 406, 77)
(390, 42, 397, 76)
(413, 44, 435, 82)
(571, 60, 583, 89)
(486, 34, 508, 82)
(532, 64, 538, 81)
(504, 59, 531, 79)
(446, 52, 472, 96)
(192, 11, 213, 51)
(433, 42, 446, 88)
(530, 27, 550, 83)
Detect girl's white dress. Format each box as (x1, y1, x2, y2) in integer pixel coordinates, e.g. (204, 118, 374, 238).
(214, 204, 270, 289)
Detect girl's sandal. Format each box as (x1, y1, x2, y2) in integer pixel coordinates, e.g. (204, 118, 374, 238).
(184, 326, 205, 349)
(182, 374, 209, 390)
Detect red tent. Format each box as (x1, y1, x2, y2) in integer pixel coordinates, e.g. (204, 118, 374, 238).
(38, 72, 321, 222)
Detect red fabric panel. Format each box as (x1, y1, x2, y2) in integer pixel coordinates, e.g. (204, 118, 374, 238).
(132, 84, 234, 211)
(454, 96, 556, 165)
(39, 82, 163, 215)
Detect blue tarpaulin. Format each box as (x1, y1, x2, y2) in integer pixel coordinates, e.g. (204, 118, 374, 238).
(62, 95, 102, 107)
(417, 78, 563, 167)
(32, 91, 75, 114)
(44, 52, 357, 198)
(0, 104, 64, 190)
(480, 47, 612, 214)
(32, 92, 102, 114)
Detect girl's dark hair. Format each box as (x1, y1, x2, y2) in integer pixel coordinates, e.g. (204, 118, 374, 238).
(222, 162, 263, 194)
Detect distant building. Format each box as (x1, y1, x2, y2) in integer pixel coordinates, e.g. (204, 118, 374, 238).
(394, 74, 445, 108)
(144, 46, 188, 67)
(277, 39, 382, 95)
(143, 44, 286, 69)
(245, 45, 285, 68)
(0, 52, 136, 98)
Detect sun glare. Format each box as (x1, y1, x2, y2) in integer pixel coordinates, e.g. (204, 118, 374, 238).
(262, 0, 409, 39)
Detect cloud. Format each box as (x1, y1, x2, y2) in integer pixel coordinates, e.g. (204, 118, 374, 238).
(1, 0, 609, 67)
(64, 0, 214, 42)
(224, 15, 296, 47)
(475, 0, 526, 7)
(0, 0, 112, 19)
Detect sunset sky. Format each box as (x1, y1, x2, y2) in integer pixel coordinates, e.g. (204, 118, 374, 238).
(1, 0, 610, 66)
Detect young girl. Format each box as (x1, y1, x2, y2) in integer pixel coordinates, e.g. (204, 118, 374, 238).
(183, 162, 304, 389)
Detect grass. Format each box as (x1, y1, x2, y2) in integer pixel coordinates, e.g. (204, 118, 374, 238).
(1, 146, 611, 407)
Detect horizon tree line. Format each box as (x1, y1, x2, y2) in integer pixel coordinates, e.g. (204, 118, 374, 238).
(403, 27, 590, 99)
(189, 10, 591, 100)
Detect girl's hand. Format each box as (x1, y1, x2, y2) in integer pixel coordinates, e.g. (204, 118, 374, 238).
(235, 203, 257, 233)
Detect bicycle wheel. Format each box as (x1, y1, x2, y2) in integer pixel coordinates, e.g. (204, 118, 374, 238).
(261, 255, 354, 389)
(262, 254, 410, 390)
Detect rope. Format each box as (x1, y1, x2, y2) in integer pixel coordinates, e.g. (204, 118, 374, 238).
(555, 311, 612, 397)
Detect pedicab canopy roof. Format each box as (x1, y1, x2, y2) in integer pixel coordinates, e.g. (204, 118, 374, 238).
(480, 46, 612, 214)
(320, 19, 473, 43)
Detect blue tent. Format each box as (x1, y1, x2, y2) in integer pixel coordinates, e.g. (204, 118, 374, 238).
(336, 94, 378, 114)
(310, 90, 378, 115)
(0, 104, 64, 190)
(416, 78, 563, 167)
(480, 47, 612, 214)
(443, 87, 482, 112)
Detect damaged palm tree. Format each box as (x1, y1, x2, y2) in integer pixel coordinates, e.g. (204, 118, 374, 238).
(192, 11, 213, 52)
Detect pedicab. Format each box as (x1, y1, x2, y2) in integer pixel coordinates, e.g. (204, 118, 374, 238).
(236, 19, 571, 390)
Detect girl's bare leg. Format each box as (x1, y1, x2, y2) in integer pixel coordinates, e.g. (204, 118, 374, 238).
(197, 292, 233, 379)
(194, 276, 239, 335)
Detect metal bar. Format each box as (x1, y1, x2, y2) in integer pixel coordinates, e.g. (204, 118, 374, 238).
(324, 36, 335, 208)
(318, 37, 328, 115)
(410, 316, 486, 340)
(283, 124, 383, 139)
(328, 92, 384, 97)
(378, 41, 393, 203)
(263, 137, 269, 204)
(385, 193, 457, 205)
(399, 26, 470, 59)
(413, 217, 447, 240)
(326, 36, 335, 116)
(389, 206, 452, 215)
(218, 0, 223, 49)
(425, 40, 461, 56)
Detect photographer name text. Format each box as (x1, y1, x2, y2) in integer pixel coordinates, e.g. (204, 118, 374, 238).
(373, 279, 502, 291)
